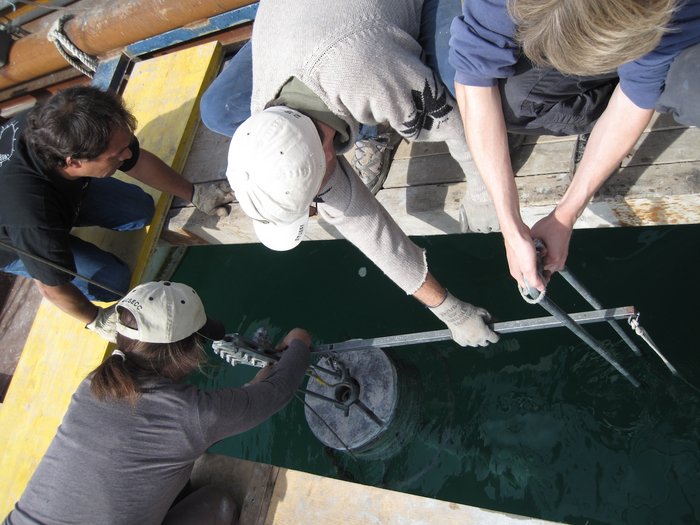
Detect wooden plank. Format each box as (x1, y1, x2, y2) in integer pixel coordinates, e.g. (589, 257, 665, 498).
(189, 453, 279, 525)
(263, 469, 563, 525)
(623, 126, 700, 168)
(0, 41, 222, 516)
(241, 464, 280, 525)
(166, 159, 700, 242)
(385, 139, 575, 189)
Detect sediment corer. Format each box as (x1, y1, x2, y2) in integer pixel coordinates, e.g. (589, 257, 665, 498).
(518, 239, 676, 388)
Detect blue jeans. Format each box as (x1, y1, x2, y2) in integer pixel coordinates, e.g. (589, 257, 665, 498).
(2, 177, 154, 301)
(199, 42, 380, 140)
(199, 41, 254, 138)
(419, 0, 460, 98)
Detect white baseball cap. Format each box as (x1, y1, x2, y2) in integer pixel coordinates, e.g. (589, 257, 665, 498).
(226, 106, 326, 251)
(116, 281, 225, 343)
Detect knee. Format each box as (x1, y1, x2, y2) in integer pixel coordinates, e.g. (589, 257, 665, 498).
(658, 44, 700, 126)
(127, 190, 155, 230)
(198, 486, 238, 525)
(86, 258, 130, 301)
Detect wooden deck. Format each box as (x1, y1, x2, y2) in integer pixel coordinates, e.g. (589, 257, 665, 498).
(0, 40, 563, 525)
(166, 112, 699, 245)
(191, 453, 565, 525)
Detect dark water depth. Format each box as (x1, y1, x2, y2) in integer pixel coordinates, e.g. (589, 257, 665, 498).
(174, 224, 700, 525)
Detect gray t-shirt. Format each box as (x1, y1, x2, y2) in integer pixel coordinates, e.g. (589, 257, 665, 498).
(3, 340, 309, 525)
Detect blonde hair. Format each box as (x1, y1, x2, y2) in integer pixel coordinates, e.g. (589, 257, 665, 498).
(509, 0, 677, 76)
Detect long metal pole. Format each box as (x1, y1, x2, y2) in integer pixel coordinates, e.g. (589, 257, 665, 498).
(312, 306, 636, 354)
(529, 296, 640, 388)
(559, 267, 642, 355)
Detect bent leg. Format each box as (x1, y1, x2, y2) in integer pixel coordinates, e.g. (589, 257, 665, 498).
(77, 177, 154, 231)
(163, 485, 238, 525)
(419, 0, 461, 98)
(200, 41, 253, 137)
(69, 236, 131, 301)
(1, 237, 130, 301)
(656, 43, 700, 127)
(500, 57, 618, 136)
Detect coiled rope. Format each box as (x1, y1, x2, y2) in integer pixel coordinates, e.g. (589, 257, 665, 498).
(47, 14, 97, 78)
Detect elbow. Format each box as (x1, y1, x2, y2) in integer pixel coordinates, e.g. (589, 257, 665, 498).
(33, 279, 56, 300)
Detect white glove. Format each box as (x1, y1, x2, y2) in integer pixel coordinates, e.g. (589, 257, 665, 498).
(192, 181, 234, 216)
(86, 304, 118, 343)
(429, 292, 499, 347)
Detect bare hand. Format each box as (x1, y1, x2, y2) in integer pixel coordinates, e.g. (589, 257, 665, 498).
(503, 226, 545, 292)
(276, 328, 312, 350)
(530, 210, 574, 275)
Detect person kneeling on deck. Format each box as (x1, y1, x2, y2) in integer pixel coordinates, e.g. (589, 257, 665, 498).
(449, 0, 700, 293)
(0, 86, 234, 341)
(228, 107, 499, 348)
(3, 280, 311, 525)
(225, 0, 500, 348)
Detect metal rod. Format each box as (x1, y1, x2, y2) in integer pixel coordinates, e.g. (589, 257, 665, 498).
(311, 306, 636, 354)
(0, 238, 126, 297)
(629, 316, 679, 376)
(559, 267, 642, 356)
(533, 296, 640, 387)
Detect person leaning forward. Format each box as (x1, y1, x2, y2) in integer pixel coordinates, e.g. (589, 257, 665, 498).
(0, 86, 234, 340)
(449, 0, 700, 292)
(3, 280, 311, 525)
(225, 0, 500, 348)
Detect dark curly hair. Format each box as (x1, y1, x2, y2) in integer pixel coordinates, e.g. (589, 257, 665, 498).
(24, 85, 137, 169)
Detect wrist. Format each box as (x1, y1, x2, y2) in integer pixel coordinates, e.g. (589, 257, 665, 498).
(551, 204, 579, 228)
(426, 288, 449, 309)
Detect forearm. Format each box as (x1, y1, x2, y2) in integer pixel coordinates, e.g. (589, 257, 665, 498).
(320, 160, 428, 295)
(412, 273, 447, 307)
(454, 83, 524, 235)
(555, 86, 654, 226)
(126, 149, 194, 202)
(205, 340, 310, 439)
(34, 280, 98, 324)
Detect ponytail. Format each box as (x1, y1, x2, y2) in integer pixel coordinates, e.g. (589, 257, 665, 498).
(89, 307, 205, 405)
(91, 349, 141, 404)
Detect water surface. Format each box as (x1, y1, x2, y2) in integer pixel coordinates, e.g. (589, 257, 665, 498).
(176, 224, 700, 525)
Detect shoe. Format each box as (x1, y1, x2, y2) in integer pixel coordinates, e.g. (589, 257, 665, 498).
(352, 131, 401, 195)
(569, 133, 590, 174)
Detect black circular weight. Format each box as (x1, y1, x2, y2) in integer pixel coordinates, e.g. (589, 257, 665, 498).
(304, 348, 422, 459)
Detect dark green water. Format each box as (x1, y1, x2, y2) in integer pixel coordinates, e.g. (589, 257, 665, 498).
(175, 224, 700, 525)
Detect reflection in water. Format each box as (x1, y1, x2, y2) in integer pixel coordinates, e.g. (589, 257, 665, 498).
(179, 225, 700, 525)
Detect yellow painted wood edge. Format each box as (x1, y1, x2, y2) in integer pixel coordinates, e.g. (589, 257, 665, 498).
(127, 42, 223, 285)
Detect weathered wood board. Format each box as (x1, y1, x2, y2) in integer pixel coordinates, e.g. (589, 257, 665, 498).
(167, 113, 699, 244)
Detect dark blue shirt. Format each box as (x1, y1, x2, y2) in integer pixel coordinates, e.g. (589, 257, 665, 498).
(449, 0, 700, 108)
(0, 113, 140, 285)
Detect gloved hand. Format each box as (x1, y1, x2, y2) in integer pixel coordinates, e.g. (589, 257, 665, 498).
(192, 180, 235, 216)
(86, 304, 118, 343)
(429, 292, 499, 347)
